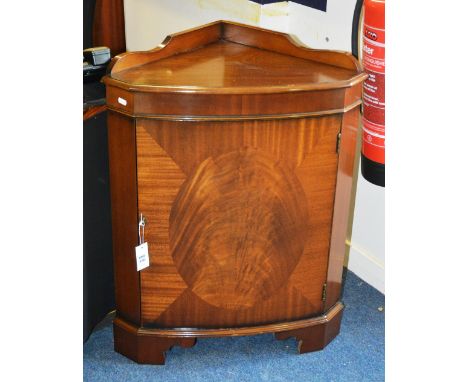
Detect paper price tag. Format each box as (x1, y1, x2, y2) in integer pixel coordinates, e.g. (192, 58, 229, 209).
(135, 242, 150, 271)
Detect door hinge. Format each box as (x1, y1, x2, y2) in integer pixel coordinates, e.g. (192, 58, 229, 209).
(322, 283, 327, 302)
(336, 132, 342, 154)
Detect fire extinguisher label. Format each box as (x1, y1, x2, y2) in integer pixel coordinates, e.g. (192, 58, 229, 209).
(362, 118, 385, 164)
(362, 13, 385, 165)
(363, 24, 385, 74)
(363, 71, 385, 126)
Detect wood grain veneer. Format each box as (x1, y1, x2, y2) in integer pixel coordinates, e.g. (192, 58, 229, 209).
(104, 20, 366, 364)
(111, 41, 357, 91)
(92, 0, 126, 56)
(107, 111, 140, 324)
(136, 115, 340, 328)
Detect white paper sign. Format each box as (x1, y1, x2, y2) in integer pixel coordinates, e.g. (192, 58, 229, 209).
(135, 242, 149, 271)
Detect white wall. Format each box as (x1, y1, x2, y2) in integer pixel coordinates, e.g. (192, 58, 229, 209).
(349, 173, 385, 293)
(123, 0, 385, 293)
(123, 0, 261, 51)
(288, 1, 356, 51)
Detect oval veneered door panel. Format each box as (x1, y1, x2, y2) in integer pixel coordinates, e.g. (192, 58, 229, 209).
(137, 116, 340, 328)
(170, 147, 308, 310)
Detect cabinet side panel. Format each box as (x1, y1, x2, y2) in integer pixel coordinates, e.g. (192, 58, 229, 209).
(107, 111, 140, 324)
(325, 106, 360, 310)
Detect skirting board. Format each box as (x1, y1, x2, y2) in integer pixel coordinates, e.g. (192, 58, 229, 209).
(347, 245, 385, 294)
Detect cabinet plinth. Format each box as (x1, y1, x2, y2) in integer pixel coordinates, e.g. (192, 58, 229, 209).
(104, 20, 366, 365)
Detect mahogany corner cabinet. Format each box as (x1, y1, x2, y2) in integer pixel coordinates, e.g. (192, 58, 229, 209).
(103, 20, 366, 365)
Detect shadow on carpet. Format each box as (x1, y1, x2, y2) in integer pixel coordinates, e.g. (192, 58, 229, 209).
(84, 270, 384, 381)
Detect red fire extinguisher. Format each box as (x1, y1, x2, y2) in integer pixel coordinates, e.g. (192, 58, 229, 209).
(361, 0, 385, 187)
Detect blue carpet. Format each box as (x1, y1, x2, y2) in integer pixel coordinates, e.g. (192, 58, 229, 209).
(84, 270, 384, 381)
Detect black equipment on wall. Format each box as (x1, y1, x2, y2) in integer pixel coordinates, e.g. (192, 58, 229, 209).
(83, 0, 117, 343)
(250, 1, 327, 12)
(83, 105, 115, 342)
(351, 0, 364, 59)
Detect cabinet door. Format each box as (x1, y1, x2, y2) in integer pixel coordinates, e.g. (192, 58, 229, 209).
(136, 116, 341, 328)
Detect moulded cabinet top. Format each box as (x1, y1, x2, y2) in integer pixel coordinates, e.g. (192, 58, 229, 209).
(104, 20, 366, 94)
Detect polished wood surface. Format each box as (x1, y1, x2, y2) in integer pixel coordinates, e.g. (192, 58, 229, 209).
(325, 85, 362, 311)
(107, 20, 362, 75)
(275, 303, 343, 354)
(104, 20, 366, 364)
(83, 104, 106, 120)
(115, 301, 343, 338)
(113, 319, 197, 365)
(107, 111, 140, 324)
(108, 22, 222, 75)
(114, 302, 342, 364)
(104, 21, 365, 119)
(136, 116, 340, 328)
(170, 147, 308, 311)
(105, 86, 356, 119)
(222, 21, 360, 71)
(92, 0, 126, 56)
(112, 41, 356, 92)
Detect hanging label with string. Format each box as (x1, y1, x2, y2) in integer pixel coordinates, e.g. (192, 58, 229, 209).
(135, 214, 149, 271)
